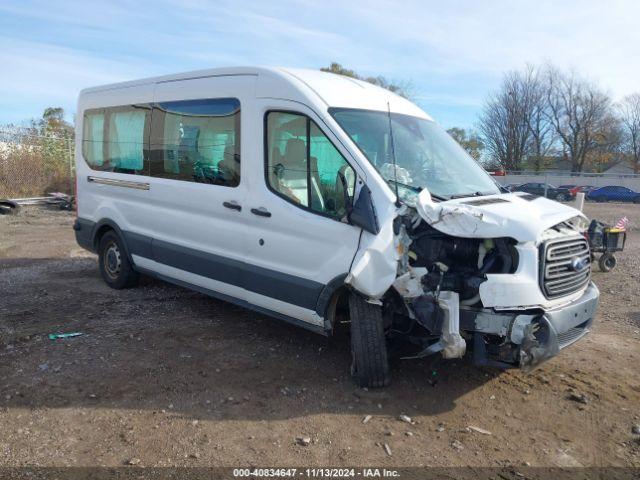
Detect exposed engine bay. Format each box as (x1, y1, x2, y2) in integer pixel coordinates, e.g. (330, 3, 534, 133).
(344, 191, 599, 370)
(387, 208, 522, 363)
(396, 213, 518, 302)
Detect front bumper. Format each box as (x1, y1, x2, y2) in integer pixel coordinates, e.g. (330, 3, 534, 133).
(471, 282, 599, 370)
(519, 282, 599, 369)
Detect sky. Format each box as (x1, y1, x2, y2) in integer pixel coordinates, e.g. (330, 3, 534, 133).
(1, 0, 639, 129)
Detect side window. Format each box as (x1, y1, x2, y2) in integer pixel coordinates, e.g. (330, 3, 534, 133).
(266, 111, 355, 219)
(83, 111, 105, 168)
(107, 108, 148, 173)
(82, 105, 150, 174)
(150, 98, 240, 187)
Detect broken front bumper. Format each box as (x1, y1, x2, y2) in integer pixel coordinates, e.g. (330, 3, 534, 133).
(519, 282, 599, 369)
(473, 282, 599, 370)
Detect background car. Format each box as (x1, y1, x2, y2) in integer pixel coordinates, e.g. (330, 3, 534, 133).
(558, 184, 582, 197)
(577, 185, 596, 194)
(586, 185, 640, 203)
(503, 183, 521, 192)
(513, 182, 575, 201)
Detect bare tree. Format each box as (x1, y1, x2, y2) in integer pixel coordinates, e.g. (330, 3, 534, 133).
(618, 93, 640, 173)
(478, 70, 540, 170)
(522, 66, 556, 171)
(544, 67, 614, 172)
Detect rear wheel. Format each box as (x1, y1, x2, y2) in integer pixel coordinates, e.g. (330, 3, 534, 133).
(0, 200, 19, 215)
(633, 196, 640, 204)
(596, 196, 606, 203)
(349, 293, 390, 388)
(598, 253, 616, 272)
(98, 230, 139, 289)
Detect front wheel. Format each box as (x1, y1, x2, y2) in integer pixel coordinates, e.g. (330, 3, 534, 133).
(556, 193, 569, 202)
(98, 230, 139, 289)
(348, 293, 390, 388)
(595, 196, 606, 203)
(598, 253, 616, 272)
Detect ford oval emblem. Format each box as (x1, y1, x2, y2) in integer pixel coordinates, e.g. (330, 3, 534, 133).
(570, 256, 588, 272)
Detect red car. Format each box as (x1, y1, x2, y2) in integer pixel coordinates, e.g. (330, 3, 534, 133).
(558, 184, 582, 197)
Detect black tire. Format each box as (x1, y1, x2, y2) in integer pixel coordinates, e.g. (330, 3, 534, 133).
(348, 293, 390, 388)
(0, 200, 20, 215)
(633, 196, 640, 204)
(556, 193, 569, 202)
(98, 230, 139, 289)
(598, 253, 616, 272)
(595, 196, 606, 203)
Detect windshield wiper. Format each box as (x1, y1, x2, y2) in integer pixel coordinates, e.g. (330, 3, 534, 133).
(386, 179, 421, 193)
(449, 191, 494, 199)
(386, 179, 448, 202)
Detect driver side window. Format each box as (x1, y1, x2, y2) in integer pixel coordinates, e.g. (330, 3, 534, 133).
(266, 111, 354, 219)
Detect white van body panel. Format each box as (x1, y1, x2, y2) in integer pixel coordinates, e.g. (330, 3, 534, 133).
(243, 98, 362, 306)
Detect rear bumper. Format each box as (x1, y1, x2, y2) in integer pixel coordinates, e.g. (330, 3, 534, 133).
(73, 217, 96, 253)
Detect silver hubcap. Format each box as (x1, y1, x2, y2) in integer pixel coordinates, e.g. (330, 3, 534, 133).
(104, 243, 122, 279)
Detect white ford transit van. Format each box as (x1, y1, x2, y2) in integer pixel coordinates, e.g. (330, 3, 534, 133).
(74, 67, 599, 387)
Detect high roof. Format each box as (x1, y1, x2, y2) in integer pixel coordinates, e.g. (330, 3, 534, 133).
(80, 66, 431, 119)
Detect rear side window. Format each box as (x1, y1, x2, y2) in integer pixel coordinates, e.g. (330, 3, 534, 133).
(82, 105, 150, 174)
(150, 98, 240, 187)
(266, 111, 355, 220)
(83, 112, 105, 167)
(107, 110, 147, 173)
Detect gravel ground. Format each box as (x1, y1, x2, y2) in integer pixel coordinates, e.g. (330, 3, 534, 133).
(0, 203, 639, 469)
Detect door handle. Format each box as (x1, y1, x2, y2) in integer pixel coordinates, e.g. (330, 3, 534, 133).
(223, 201, 242, 211)
(250, 207, 272, 218)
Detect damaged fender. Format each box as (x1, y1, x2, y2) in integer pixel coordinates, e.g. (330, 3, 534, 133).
(345, 210, 398, 299)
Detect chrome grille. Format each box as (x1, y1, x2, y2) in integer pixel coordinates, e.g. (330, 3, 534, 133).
(540, 236, 591, 298)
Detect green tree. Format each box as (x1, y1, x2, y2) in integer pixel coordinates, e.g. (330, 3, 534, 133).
(38, 107, 73, 138)
(447, 127, 484, 161)
(320, 62, 413, 99)
(33, 108, 74, 189)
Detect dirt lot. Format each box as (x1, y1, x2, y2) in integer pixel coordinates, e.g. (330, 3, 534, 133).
(1, 203, 639, 470)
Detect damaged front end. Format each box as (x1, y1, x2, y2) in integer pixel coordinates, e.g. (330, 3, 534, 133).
(346, 189, 599, 370)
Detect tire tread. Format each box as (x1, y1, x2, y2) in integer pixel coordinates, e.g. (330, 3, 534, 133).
(349, 294, 390, 388)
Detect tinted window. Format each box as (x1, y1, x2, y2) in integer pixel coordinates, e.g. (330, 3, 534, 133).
(266, 111, 354, 219)
(82, 105, 150, 173)
(83, 111, 105, 167)
(150, 98, 240, 186)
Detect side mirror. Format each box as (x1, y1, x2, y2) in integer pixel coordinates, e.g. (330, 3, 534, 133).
(336, 169, 379, 235)
(348, 183, 380, 235)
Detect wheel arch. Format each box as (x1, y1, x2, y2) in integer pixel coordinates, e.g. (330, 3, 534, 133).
(316, 274, 350, 333)
(92, 219, 135, 265)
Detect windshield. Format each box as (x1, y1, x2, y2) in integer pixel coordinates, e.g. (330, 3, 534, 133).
(330, 108, 500, 201)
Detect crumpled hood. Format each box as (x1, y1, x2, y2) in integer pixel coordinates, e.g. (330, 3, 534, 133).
(415, 190, 586, 243)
